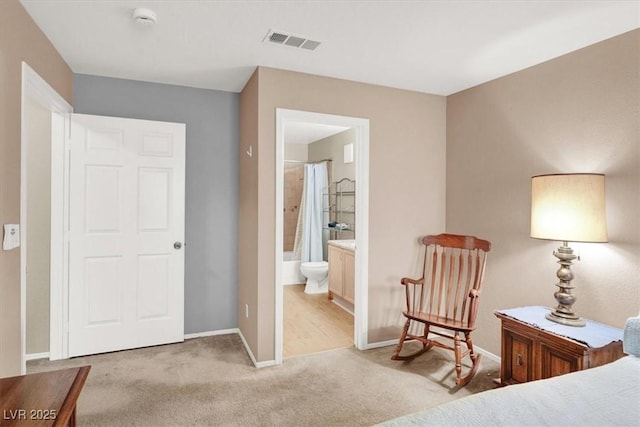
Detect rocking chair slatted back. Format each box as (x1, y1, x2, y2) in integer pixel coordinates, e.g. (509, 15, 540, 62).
(405, 234, 490, 330)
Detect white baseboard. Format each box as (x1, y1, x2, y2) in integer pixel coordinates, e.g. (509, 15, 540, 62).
(26, 352, 50, 361)
(186, 328, 279, 367)
(254, 359, 278, 368)
(184, 328, 239, 340)
(237, 329, 278, 368)
(364, 336, 501, 362)
(474, 344, 500, 363)
(364, 339, 398, 350)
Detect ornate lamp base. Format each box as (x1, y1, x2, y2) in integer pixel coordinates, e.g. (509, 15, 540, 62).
(547, 242, 586, 327)
(546, 310, 586, 327)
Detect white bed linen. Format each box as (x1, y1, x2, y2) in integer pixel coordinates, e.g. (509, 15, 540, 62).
(378, 355, 640, 427)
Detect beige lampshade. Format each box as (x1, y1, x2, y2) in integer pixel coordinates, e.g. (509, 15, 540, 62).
(530, 174, 608, 243)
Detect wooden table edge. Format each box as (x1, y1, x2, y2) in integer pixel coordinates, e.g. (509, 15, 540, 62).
(54, 365, 91, 427)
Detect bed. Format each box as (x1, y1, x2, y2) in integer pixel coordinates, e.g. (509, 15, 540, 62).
(378, 315, 640, 427)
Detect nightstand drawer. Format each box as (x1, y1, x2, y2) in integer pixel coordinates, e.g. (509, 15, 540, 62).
(506, 332, 532, 384)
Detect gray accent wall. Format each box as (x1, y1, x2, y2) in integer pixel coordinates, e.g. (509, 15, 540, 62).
(73, 74, 239, 334)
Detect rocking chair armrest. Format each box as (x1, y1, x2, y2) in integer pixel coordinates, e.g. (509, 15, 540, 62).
(401, 277, 423, 286)
(469, 289, 481, 298)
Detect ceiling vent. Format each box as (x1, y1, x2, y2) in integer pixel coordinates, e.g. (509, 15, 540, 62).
(264, 29, 321, 51)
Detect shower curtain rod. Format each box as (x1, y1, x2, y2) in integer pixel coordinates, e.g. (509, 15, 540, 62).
(284, 158, 333, 164)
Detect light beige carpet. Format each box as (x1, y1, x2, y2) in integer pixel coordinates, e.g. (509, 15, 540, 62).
(28, 334, 499, 426)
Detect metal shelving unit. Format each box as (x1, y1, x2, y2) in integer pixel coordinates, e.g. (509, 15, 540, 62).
(328, 178, 355, 239)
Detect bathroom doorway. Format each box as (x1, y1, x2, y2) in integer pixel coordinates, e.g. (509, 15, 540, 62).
(275, 109, 369, 363)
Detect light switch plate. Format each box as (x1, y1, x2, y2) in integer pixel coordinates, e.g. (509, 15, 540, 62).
(3, 224, 20, 250)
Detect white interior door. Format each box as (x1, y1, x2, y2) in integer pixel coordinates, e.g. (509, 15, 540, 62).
(68, 113, 185, 357)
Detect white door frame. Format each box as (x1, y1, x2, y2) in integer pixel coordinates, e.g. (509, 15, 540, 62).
(275, 108, 370, 364)
(20, 62, 72, 373)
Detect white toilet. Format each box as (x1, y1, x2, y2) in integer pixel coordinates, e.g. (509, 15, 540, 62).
(300, 261, 329, 294)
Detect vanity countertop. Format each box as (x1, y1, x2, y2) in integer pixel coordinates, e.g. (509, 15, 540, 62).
(328, 239, 355, 252)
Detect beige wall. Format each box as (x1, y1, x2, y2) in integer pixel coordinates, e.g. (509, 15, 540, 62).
(26, 98, 52, 354)
(309, 128, 356, 182)
(0, 0, 72, 377)
(239, 67, 446, 361)
(238, 70, 260, 357)
(284, 144, 308, 162)
(446, 30, 640, 355)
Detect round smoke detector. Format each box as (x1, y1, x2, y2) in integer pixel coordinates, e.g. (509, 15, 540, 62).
(132, 8, 157, 26)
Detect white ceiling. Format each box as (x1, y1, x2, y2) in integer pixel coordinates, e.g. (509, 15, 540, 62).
(285, 122, 350, 145)
(20, 1, 639, 96)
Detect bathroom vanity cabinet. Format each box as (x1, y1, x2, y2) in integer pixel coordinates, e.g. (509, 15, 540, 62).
(328, 241, 355, 304)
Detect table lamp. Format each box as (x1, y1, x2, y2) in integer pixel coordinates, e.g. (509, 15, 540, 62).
(530, 173, 608, 327)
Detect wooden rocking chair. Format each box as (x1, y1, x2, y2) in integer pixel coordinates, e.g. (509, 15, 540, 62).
(392, 233, 491, 386)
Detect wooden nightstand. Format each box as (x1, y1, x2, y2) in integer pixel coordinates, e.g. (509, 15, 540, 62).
(495, 306, 624, 386)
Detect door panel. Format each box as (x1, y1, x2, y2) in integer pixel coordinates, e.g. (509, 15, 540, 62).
(85, 165, 121, 232)
(85, 256, 122, 326)
(68, 113, 185, 357)
(138, 168, 171, 231)
(138, 254, 170, 319)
